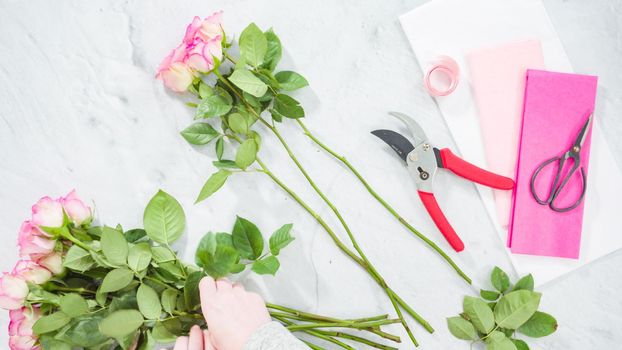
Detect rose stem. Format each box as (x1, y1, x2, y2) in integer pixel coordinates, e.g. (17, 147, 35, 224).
(273, 315, 356, 350)
(217, 75, 427, 346)
(296, 120, 472, 285)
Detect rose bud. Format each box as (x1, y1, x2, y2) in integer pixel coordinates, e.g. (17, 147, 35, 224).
(36, 252, 64, 275)
(18, 221, 55, 259)
(31, 196, 64, 228)
(9, 307, 41, 350)
(12, 260, 51, 285)
(60, 189, 92, 226)
(0, 274, 29, 310)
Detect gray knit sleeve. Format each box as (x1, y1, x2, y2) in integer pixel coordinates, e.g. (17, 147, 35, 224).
(244, 321, 308, 350)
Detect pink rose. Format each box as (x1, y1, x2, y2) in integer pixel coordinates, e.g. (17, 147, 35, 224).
(31, 196, 64, 228)
(157, 12, 224, 92)
(36, 253, 64, 275)
(9, 307, 41, 350)
(18, 221, 55, 259)
(60, 189, 92, 225)
(0, 274, 28, 310)
(12, 260, 51, 285)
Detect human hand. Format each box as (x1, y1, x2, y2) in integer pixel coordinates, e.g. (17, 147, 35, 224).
(199, 277, 271, 350)
(170, 325, 216, 350)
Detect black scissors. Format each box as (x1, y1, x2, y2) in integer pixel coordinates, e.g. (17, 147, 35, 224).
(530, 113, 593, 212)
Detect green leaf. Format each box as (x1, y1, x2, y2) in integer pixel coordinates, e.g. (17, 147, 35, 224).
(63, 245, 95, 272)
(274, 94, 304, 119)
(125, 228, 147, 243)
(181, 123, 219, 145)
(99, 310, 144, 338)
(269, 108, 284, 122)
(239, 23, 268, 67)
(232, 216, 264, 259)
(446, 316, 478, 340)
(199, 82, 213, 99)
(235, 139, 258, 169)
(33, 312, 71, 335)
(485, 331, 517, 350)
(144, 190, 186, 245)
(251, 256, 280, 276)
(161, 289, 178, 315)
(195, 233, 240, 278)
(151, 246, 176, 263)
(513, 274, 534, 292)
(463, 296, 495, 333)
(196, 169, 232, 203)
(215, 137, 224, 160)
(275, 71, 309, 91)
(138, 331, 156, 350)
(100, 268, 134, 293)
(492, 266, 511, 293)
(269, 223, 295, 255)
(481, 289, 501, 301)
(229, 69, 268, 98)
(101, 227, 129, 267)
(494, 290, 541, 329)
(511, 339, 530, 350)
(228, 113, 249, 134)
(152, 321, 176, 343)
(196, 95, 232, 119)
(137, 284, 162, 320)
(39, 336, 72, 350)
(127, 243, 152, 272)
(518, 311, 557, 338)
(60, 293, 89, 317)
(183, 271, 203, 308)
(212, 160, 239, 169)
(262, 29, 282, 71)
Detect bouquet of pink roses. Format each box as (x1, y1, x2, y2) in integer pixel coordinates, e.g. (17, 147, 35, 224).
(2, 190, 402, 350)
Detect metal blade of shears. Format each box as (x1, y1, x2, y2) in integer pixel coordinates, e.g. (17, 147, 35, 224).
(388, 112, 428, 148)
(573, 113, 593, 149)
(371, 129, 415, 162)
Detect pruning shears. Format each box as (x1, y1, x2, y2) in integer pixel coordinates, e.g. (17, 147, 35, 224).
(372, 112, 515, 252)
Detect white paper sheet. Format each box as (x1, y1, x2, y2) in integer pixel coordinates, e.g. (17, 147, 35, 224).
(399, 0, 622, 285)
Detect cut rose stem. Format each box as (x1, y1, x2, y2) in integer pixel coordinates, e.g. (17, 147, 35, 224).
(216, 75, 428, 347)
(296, 119, 472, 285)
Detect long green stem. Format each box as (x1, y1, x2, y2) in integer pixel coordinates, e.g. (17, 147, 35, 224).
(314, 330, 399, 350)
(296, 119, 472, 284)
(217, 71, 426, 345)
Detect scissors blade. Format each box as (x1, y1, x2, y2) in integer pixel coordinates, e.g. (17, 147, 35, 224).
(371, 129, 415, 162)
(573, 113, 593, 149)
(388, 112, 428, 148)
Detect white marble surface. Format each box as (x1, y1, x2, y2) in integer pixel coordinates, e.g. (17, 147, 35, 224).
(0, 0, 620, 349)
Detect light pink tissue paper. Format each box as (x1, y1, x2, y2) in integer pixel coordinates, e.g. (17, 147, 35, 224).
(467, 40, 545, 228)
(508, 69, 597, 259)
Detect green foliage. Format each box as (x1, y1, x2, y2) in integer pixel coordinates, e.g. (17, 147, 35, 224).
(232, 216, 264, 259)
(100, 268, 134, 293)
(59, 294, 89, 317)
(235, 139, 258, 169)
(262, 29, 282, 71)
(269, 223, 295, 255)
(195, 95, 232, 119)
(274, 94, 305, 119)
(101, 227, 129, 266)
(196, 169, 232, 203)
(251, 256, 280, 276)
(229, 69, 268, 97)
(99, 310, 144, 338)
(447, 267, 557, 350)
(181, 123, 220, 145)
(33, 312, 71, 334)
(137, 284, 162, 320)
(143, 190, 186, 245)
(239, 23, 268, 67)
(275, 71, 308, 91)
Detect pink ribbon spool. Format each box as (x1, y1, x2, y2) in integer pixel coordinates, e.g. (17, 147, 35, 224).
(424, 56, 460, 96)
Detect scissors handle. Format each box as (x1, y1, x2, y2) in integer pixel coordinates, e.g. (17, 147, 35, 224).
(417, 190, 465, 252)
(530, 154, 587, 212)
(438, 148, 515, 190)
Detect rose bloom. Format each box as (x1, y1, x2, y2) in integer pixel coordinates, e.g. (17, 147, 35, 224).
(35, 252, 63, 275)
(9, 307, 41, 350)
(31, 196, 64, 228)
(18, 221, 55, 259)
(0, 273, 29, 310)
(156, 12, 224, 92)
(12, 260, 51, 285)
(60, 189, 92, 226)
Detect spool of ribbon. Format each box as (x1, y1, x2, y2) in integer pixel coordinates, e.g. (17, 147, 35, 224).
(424, 56, 460, 96)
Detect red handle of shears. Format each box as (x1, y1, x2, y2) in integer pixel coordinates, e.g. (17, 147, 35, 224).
(439, 148, 515, 190)
(417, 190, 465, 252)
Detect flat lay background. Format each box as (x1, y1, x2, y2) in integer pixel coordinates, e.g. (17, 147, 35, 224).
(1, 0, 620, 349)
